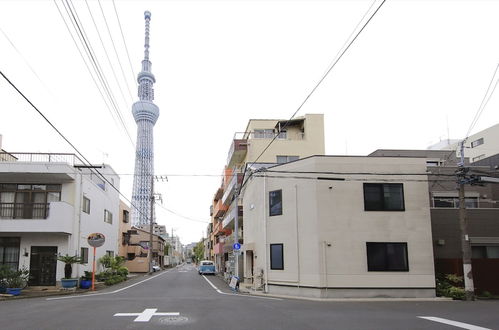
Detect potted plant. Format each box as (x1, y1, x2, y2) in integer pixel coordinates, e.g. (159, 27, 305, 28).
(4, 267, 29, 296)
(79, 271, 92, 289)
(57, 254, 84, 288)
(0, 265, 9, 293)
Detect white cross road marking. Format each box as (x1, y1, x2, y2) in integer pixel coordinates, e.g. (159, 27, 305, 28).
(419, 316, 492, 330)
(114, 309, 180, 322)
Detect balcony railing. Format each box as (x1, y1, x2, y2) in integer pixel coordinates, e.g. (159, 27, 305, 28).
(221, 172, 243, 206)
(0, 203, 49, 219)
(0, 152, 85, 166)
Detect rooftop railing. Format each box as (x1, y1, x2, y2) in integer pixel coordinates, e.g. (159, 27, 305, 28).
(0, 152, 85, 166)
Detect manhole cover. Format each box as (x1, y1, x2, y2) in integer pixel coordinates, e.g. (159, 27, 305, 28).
(159, 316, 189, 325)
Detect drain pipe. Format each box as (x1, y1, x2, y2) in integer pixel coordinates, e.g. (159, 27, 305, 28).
(263, 174, 269, 293)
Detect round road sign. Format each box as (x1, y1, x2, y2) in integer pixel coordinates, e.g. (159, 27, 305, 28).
(233, 243, 241, 250)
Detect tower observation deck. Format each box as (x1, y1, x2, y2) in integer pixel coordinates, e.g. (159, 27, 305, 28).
(131, 11, 159, 226)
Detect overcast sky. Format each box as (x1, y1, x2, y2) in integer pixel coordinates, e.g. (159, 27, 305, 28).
(1, 0, 498, 245)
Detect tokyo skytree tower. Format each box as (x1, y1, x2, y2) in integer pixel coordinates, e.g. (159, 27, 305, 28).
(131, 11, 159, 226)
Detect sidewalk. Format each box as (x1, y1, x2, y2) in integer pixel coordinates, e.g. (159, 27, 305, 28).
(0, 272, 149, 301)
(235, 282, 452, 302)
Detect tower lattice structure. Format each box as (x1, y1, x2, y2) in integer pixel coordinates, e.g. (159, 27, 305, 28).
(131, 11, 159, 226)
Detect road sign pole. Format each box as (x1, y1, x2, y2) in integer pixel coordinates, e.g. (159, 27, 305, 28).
(92, 246, 96, 291)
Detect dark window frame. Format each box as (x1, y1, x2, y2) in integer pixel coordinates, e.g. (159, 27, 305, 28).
(0, 237, 20, 270)
(80, 247, 89, 264)
(270, 243, 284, 270)
(363, 183, 405, 211)
(82, 196, 91, 214)
(269, 189, 283, 216)
(366, 242, 409, 272)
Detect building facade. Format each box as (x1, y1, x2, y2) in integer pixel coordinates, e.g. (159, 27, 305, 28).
(209, 114, 325, 278)
(370, 149, 499, 295)
(0, 152, 120, 285)
(241, 156, 436, 298)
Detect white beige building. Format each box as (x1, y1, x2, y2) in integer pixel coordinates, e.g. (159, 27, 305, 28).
(241, 155, 436, 298)
(0, 152, 120, 285)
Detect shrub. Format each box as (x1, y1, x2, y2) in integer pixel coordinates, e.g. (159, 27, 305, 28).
(104, 274, 126, 286)
(448, 286, 465, 300)
(436, 273, 465, 300)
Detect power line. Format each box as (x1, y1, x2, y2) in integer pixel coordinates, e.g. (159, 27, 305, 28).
(61, 0, 135, 147)
(53, 0, 121, 132)
(97, 0, 135, 103)
(465, 63, 499, 139)
(156, 203, 210, 224)
(0, 69, 149, 223)
(111, 0, 138, 90)
(247, 0, 387, 170)
(84, 0, 132, 110)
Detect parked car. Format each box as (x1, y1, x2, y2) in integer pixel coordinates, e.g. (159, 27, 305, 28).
(198, 260, 215, 275)
(152, 265, 161, 272)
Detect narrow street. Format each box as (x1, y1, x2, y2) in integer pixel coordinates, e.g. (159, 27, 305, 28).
(1, 264, 498, 330)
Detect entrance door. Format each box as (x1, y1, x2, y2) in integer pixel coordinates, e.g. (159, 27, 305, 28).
(29, 246, 57, 286)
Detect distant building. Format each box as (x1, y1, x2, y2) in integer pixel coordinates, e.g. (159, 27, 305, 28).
(123, 227, 165, 272)
(210, 114, 325, 276)
(369, 148, 499, 295)
(428, 123, 499, 164)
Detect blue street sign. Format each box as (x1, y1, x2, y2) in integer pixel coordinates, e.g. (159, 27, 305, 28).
(233, 243, 241, 250)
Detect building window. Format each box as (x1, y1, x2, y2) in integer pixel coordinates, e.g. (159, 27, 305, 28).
(0, 184, 61, 219)
(277, 130, 287, 139)
(253, 129, 274, 139)
(472, 246, 499, 259)
(432, 196, 478, 208)
(363, 183, 405, 211)
(106, 250, 114, 257)
(366, 242, 409, 271)
(82, 197, 90, 214)
(270, 244, 284, 270)
(123, 210, 130, 223)
(104, 209, 113, 224)
(127, 253, 136, 261)
(269, 190, 282, 216)
(276, 155, 299, 164)
(471, 138, 484, 148)
(0, 237, 20, 270)
(80, 247, 89, 264)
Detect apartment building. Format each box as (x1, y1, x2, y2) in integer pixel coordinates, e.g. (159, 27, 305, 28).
(241, 155, 436, 298)
(209, 114, 325, 278)
(370, 149, 499, 294)
(123, 226, 165, 272)
(0, 151, 120, 286)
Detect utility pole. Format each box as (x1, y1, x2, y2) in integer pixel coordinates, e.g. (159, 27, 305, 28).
(457, 140, 475, 301)
(149, 175, 154, 274)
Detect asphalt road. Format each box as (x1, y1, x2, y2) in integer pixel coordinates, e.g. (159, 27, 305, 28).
(1, 264, 498, 330)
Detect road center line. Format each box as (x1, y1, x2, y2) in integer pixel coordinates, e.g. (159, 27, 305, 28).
(202, 275, 281, 301)
(419, 316, 491, 330)
(47, 268, 174, 301)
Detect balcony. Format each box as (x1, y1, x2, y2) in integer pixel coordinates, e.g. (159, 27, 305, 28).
(213, 199, 228, 218)
(226, 133, 248, 168)
(213, 242, 224, 255)
(222, 201, 243, 230)
(221, 172, 243, 206)
(0, 201, 73, 234)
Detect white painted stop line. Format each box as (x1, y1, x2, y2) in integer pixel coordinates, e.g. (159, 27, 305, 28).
(114, 308, 179, 322)
(419, 316, 491, 330)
